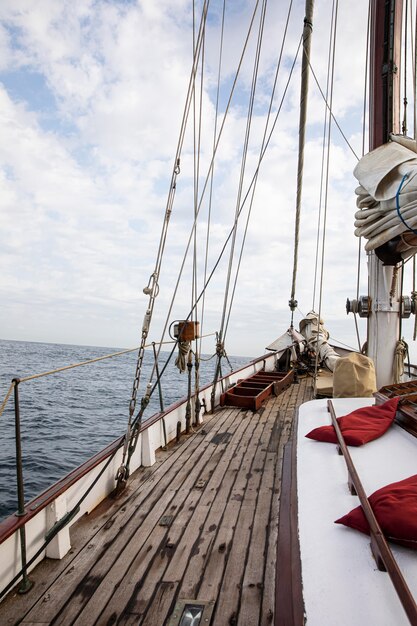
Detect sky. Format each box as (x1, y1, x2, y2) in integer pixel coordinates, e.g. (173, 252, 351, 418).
(1, 0, 414, 359)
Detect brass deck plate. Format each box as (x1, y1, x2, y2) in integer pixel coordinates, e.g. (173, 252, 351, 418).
(167, 599, 214, 626)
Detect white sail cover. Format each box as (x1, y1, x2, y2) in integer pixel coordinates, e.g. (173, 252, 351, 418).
(265, 328, 305, 352)
(299, 311, 340, 372)
(267, 313, 340, 372)
(354, 139, 417, 257)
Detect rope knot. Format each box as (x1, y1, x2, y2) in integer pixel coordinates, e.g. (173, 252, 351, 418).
(216, 341, 225, 357)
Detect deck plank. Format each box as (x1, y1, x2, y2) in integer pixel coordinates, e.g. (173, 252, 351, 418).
(116, 409, 258, 624)
(175, 409, 265, 605)
(176, 409, 269, 609)
(260, 382, 298, 625)
(18, 407, 234, 625)
(0, 378, 312, 626)
(73, 406, 249, 625)
(52, 408, 238, 625)
(203, 401, 278, 625)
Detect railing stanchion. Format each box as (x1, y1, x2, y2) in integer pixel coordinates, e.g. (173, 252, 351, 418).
(12, 377, 33, 594)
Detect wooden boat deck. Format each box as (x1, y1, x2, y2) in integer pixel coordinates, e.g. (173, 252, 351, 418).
(0, 376, 312, 626)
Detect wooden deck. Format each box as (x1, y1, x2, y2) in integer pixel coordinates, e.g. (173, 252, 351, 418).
(0, 376, 312, 626)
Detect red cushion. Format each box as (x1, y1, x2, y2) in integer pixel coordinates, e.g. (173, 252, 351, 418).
(335, 474, 417, 549)
(305, 397, 399, 446)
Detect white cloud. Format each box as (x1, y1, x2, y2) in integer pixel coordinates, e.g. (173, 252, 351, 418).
(0, 0, 398, 360)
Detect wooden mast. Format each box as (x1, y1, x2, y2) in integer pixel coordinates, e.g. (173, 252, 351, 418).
(367, 0, 403, 388)
(289, 0, 315, 323)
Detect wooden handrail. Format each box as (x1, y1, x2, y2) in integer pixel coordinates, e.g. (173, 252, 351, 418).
(327, 400, 417, 625)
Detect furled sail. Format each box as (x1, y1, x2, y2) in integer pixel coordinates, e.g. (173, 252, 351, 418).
(267, 312, 340, 372)
(354, 138, 417, 259)
(299, 311, 340, 372)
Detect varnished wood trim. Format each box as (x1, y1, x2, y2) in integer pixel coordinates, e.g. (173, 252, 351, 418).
(275, 409, 305, 626)
(328, 400, 417, 624)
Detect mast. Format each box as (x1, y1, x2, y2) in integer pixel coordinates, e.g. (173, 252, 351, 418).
(367, 0, 403, 387)
(289, 0, 315, 323)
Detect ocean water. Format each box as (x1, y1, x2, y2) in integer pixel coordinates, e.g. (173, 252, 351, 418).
(0, 339, 250, 521)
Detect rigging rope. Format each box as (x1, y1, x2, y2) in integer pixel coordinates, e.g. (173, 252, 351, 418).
(218, 0, 268, 345)
(190, 0, 206, 421)
(199, 0, 226, 360)
(118, 1, 211, 488)
(118, 1, 267, 477)
(132, 29, 303, 422)
(353, 0, 372, 353)
(224, 0, 295, 340)
(314, 0, 338, 387)
(312, 0, 334, 312)
(0, 382, 15, 420)
(147, 0, 263, 390)
(414, 0, 417, 138)
(307, 62, 359, 161)
(124, 3, 302, 432)
(192, 0, 204, 322)
(403, 0, 409, 136)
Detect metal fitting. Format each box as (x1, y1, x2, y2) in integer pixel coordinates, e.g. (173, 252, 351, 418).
(346, 296, 370, 318)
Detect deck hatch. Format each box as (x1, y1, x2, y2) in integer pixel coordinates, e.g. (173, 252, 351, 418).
(167, 599, 214, 625)
(219, 369, 294, 411)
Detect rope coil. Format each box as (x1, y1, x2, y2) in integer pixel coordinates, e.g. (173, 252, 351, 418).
(394, 339, 408, 383)
(175, 341, 191, 373)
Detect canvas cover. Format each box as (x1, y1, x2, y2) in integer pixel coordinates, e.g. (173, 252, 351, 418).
(354, 139, 417, 257)
(332, 352, 376, 398)
(299, 311, 340, 372)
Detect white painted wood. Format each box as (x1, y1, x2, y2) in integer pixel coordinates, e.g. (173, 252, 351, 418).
(45, 495, 70, 559)
(367, 252, 401, 388)
(141, 429, 156, 466)
(298, 398, 417, 625)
